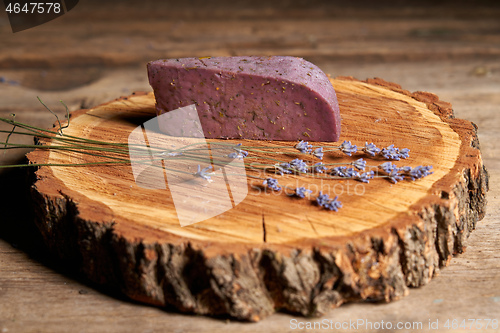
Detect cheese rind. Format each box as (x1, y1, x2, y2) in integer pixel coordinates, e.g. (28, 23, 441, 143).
(147, 56, 341, 141)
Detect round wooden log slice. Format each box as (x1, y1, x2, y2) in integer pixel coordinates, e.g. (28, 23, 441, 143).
(27, 77, 489, 321)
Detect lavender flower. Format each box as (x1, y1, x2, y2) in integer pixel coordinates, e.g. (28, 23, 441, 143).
(380, 145, 410, 160)
(357, 171, 375, 183)
(388, 169, 404, 183)
(295, 140, 313, 154)
(313, 162, 327, 174)
(294, 187, 312, 198)
(398, 166, 412, 173)
(380, 144, 400, 160)
(408, 165, 433, 180)
(330, 166, 359, 178)
(330, 166, 348, 177)
(324, 196, 342, 211)
(290, 158, 308, 173)
(379, 162, 398, 174)
(399, 148, 410, 159)
(275, 162, 293, 175)
(316, 191, 331, 207)
(312, 147, 324, 160)
(194, 165, 214, 182)
(228, 144, 249, 159)
(363, 142, 381, 156)
(339, 140, 358, 156)
(263, 177, 281, 191)
(352, 158, 366, 171)
(316, 192, 342, 211)
(378, 163, 433, 183)
(345, 167, 359, 178)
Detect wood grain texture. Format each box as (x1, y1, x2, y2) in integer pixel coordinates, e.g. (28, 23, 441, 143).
(26, 77, 488, 321)
(2, 1, 500, 72)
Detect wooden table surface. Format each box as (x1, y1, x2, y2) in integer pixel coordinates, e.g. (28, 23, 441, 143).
(0, 1, 499, 332)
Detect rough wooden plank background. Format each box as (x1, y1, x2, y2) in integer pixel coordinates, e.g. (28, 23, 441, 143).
(0, 1, 499, 332)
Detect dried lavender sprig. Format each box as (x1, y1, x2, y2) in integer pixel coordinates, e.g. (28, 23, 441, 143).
(293, 141, 410, 161)
(269, 156, 370, 177)
(194, 165, 214, 182)
(377, 163, 433, 183)
(295, 140, 313, 154)
(263, 177, 281, 191)
(242, 151, 432, 185)
(228, 143, 249, 159)
(329, 166, 359, 178)
(399, 148, 410, 159)
(295, 140, 357, 159)
(339, 140, 358, 156)
(315, 191, 342, 212)
(380, 144, 411, 160)
(408, 165, 434, 180)
(388, 169, 404, 183)
(380, 144, 399, 160)
(289, 158, 309, 173)
(215, 141, 410, 164)
(313, 162, 327, 173)
(270, 184, 340, 212)
(274, 162, 293, 175)
(360, 142, 411, 160)
(293, 186, 312, 198)
(316, 191, 331, 206)
(379, 161, 398, 174)
(362, 142, 381, 156)
(352, 158, 366, 171)
(37, 97, 70, 136)
(357, 171, 375, 183)
(312, 147, 324, 160)
(324, 196, 342, 211)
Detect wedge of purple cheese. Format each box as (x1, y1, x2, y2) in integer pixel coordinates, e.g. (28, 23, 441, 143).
(147, 56, 341, 141)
